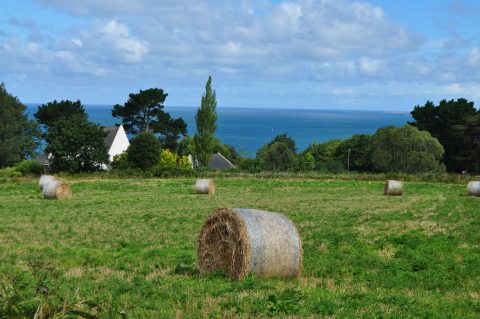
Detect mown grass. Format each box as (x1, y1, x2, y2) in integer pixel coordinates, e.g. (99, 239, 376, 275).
(0, 177, 479, 318)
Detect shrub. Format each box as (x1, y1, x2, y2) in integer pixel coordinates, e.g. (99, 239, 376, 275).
(14, 160, 44, 176)
(127, 132, 161, 169)
(111, 151, 130, 170)
(158, 149, 191, 169)
(304, 139, 341, 164)
(372, 125, 445, 173)
(237, 157, 263, 173)
(316, 159, 345, 173)
(297, 152, 315, 171)
(335, 134, 374, 172)
(259, 142, 296, 171)
(0, 167, 22, 178)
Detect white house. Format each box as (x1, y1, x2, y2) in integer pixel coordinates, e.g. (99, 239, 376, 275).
(101, 125, 130, 169)
(37, 125, 130, 170)
(103, 125, 130, 162)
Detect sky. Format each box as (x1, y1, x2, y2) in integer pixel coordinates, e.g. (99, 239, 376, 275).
(1, 0, 480, 111)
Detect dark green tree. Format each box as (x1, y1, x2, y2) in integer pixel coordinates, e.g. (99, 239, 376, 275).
(177, 136, 195, 157)
(154, 111, 187, 152)
(212, 141, 239, 165)
(456, 113, 480, 172)
(410, 98, 479, 172)
(35, 100, 87, 129)
(335, 134, 374, 171)
(303, 139, 341, 168)
(372, 125, 445, 173)
(112, 88, 187, 149)
(45, 114, 108, 173)
(268, 133, 297, 154)
(0, 83, 40, 168)
(297, 152, 315, 170)
(127, 132, 161, 169)
(258, 142, 296, 171)
(194, 76, 218, 167)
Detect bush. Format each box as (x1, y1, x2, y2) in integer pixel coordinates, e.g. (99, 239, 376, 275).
(372, 125, 445, 173)
(316, 159, 345, 173)
(111, 151, 130, 170)
(127, 132, 161, 169)
(304, 139, 341, 165)
(14, 160, 44, 176)
(158, 149, 191, 169)
(0, 167, 22, 178)
(297, 152, 315, 171)
(335, 134, 374, 172)
(237, 157, 263, 173)
(259, 142, 296, 171)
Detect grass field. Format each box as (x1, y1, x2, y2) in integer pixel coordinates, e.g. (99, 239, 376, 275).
(0, 177, 479, 318)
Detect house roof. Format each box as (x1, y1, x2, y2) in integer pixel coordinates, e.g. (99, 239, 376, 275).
(208, 152, 236, 170)
(103, 126, 120, 150)
(36, 153, 50, 166)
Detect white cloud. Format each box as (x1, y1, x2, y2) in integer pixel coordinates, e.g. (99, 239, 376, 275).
(72, 38, 83, 47)
(468, 47, 480, 65)
(358, 57, 384, 75)
(99, 20, 149, 63)
(0, 0, 476, 107)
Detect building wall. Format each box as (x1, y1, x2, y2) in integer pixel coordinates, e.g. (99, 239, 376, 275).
(108, 125, 130, 162)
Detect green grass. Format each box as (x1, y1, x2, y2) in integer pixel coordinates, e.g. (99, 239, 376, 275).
(0, 177, 479, 318)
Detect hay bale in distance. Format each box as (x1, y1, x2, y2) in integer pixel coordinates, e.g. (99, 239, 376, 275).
(195, 179, 215, 194)
(197, 208, 302, 280)
(384, 180, 403, 196)
(39, 175, 55, 190)
(467, 181, 480, 196)
(43, 180, 72, 200)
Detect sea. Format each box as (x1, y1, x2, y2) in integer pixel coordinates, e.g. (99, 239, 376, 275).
(26, 104, 411, 157)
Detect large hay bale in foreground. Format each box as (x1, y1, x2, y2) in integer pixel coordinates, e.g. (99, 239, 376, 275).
(43, 180, 72, 200)
(384, 180, 403, 196)
(195, 179, 215, 194)
(467, 181, 480, 196)
(197, 208, 302, 280)
(39, 175, 55, 190)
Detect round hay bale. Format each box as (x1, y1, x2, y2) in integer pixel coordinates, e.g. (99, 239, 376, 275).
(42, 180, 72, 200)
(384, 180, 403, 196)
(195, 179, 215, 194)
(39, 175, 55, 190)
(197, 208, 302, 280)
(467, 181, 480, 196)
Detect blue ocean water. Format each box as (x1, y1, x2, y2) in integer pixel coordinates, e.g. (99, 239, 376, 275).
(27, 104, 411, 157)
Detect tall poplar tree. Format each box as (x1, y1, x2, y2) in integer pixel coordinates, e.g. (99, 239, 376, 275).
(194, 76, 218, 167)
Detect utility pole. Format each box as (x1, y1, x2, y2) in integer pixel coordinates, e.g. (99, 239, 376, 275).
(347, 148, 351, 173)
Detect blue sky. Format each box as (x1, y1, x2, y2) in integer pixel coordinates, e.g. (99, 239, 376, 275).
(1, 0, 480, 111)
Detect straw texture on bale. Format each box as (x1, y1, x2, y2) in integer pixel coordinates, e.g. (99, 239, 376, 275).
(197, 208, 302, 280)
(467, 181, 480, 196)
(195, 179, 215, 194)
(43, 180, 72, 200)
(39, 175, 55, 190)
(384, 180, 403, 196)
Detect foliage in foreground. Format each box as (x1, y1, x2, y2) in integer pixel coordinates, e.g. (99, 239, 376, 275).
(0, 178, 479, 318)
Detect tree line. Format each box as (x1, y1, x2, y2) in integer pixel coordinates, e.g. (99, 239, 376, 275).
(0, 79, 479, 175)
